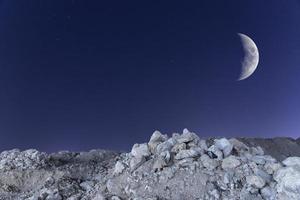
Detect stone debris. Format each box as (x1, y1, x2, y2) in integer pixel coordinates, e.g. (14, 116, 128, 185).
(200, 154, 219, 170)
(129, 155, 146, 171)
(174, 149, 200, 160)
(246, 175, 266, 188)
(113, 161, 125, 175)
(0, 129, 300, 200)
(214, 138, 233, 157)
(0, 149, 47, 171)
(221, 155, 241, 170)
(208, 145, 223, 160)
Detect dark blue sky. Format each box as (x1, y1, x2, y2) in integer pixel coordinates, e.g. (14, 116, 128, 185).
(0, 0, 299, 152)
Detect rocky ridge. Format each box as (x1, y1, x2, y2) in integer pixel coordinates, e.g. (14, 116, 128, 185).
(0, 129, 300, 200)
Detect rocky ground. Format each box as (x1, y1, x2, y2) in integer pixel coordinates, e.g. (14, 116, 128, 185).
(0, 130, 300, 200)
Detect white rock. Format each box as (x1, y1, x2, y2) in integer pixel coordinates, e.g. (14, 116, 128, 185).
(254, 168, 272, 183)
(149, 130, 168, 144)
(176, 131, 199, 144)
(131, 143, 150, 158)
(229, 138, 249, 152)
(156, 138, 176, 154)
(282, 157, 300, 167)
(114, 161, 126, 175)
(261, 155, 277, 163)
(246, 175, 266, 189)
(186, 141, 198, 148)
(106, 179, 125, 198)
(250, 146, 264, 156)
(160, 151, 171, 163)
(176, 158, 195, 169)
(264, 162, 282, 175)
(91, 193, 106, 200)
(214, 138, 233, 157)
(111, 196, 121, 200)
(208, 189, 220, 199)
(171, 143, 186, 153)
(0, 149, 47, 171)
(79, 181, 94, 192)
(130, 156, 146, 171)
(221, 156, 241, 170)
(153, 157, 167, 171)
(200, 154, 219, 170)
(39, 188, 62, 200)
(153, 150, 171, 171)
(183, 128, 190, 134)
(174, 149, 200, 160)
(251, 155, 266, 165)
(208, 145, 223, 160)
(261, 186, 276, 200)
(148, 131, 168, 154)
(274, 165, 300, 199)
(198, 140, 208, 151)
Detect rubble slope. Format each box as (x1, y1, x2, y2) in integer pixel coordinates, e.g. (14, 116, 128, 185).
(0, 130, 299, 200)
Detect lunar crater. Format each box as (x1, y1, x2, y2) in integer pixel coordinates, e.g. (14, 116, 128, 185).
(238, 33, 259, 81)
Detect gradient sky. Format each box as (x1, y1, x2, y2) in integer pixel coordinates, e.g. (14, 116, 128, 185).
(0, 0, 299, 152)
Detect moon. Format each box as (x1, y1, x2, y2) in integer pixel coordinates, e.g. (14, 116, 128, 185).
(237, 33, 259, 81)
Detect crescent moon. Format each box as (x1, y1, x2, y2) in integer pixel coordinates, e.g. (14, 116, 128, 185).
(237, 33, 259, 81)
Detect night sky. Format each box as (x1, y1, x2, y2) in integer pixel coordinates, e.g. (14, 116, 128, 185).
(0, 1, 299, 152)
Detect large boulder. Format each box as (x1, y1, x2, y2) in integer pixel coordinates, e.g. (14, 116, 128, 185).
(221, 155, 241, 170)
(274, 163, 300, 199)
(148, 131, 168, 153)
(214, 138, 233, 157)
(131, 143, 151, 158)
(176, 129, 199, 144)
(155, 138, 177, 154)
(229, 138, 249, 153)
(282, 156, 300, 167)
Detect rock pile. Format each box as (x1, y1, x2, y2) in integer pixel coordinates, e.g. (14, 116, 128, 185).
(0, 149, 47, 171)
(107, 129, 300, 199)
(0, 149, 119, 200)
(0, 129, 299, 200)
